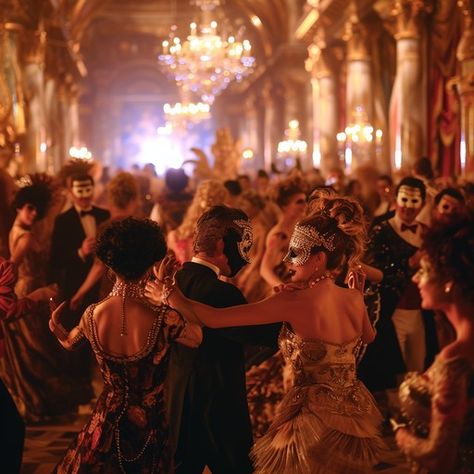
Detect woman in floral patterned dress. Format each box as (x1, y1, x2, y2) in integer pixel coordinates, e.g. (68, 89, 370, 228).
(50, 218, 201, 473)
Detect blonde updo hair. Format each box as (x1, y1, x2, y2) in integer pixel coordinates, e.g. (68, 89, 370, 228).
(299, 196, 367, 270)
(176, 179, 229, 239)
(107, 172, 138, 210)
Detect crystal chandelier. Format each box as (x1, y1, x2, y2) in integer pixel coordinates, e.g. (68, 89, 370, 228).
(158, 0, 255, 103)
(277, 120, 307, 171)
(163, 99, 211, 130)
(336, 106, 383, 172)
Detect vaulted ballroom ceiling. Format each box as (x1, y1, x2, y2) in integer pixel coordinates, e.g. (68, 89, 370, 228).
(61, 0, 293, 67)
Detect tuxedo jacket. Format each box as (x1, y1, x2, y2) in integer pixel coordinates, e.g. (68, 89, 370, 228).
(167, 261, 280, 473)
(48, 205, 110, 301)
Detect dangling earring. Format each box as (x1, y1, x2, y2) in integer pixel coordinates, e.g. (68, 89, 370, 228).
(444, 283, 452, 294)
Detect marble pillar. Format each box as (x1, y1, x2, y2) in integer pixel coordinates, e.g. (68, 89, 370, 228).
(344, 19, 374, 170)
(388, 0, 429, 172)
(306, 42, 338, 175)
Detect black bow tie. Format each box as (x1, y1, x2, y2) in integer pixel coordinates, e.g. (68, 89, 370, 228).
(401, 223, 418, 234)
(80, 209, 94, 218)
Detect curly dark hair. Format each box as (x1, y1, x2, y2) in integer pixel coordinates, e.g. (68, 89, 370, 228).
(96, 217, 166, 281)
(12, 174, 55, 220)
(299, 197, 367, 270)
(421, 210, 474, 303)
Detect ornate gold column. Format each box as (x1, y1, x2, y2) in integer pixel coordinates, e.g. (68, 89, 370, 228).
(455, 2, 474, 175)
(344, 15, 373, 170)
(0, 21, 26, 170)
(22, 28, 47, 172)
(306, 38, 338, 175)
(383, 0, 430, 172)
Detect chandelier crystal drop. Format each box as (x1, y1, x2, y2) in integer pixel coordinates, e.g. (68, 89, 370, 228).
(158, 1, 255, 104)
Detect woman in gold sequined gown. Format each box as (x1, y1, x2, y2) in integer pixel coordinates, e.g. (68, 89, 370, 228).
(50, 218, 201, 473)
(395, 214, 474, 473)
(147, 197, 386, 473)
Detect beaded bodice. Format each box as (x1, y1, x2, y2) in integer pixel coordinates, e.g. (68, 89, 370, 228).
(279, 323, 363, 389)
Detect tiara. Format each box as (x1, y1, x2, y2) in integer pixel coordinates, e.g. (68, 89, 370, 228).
(292, 224, 336, 252)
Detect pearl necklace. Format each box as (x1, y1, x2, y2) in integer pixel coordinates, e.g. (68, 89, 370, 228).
(305, 272, 334, 288)
(110, 279, 147, 337)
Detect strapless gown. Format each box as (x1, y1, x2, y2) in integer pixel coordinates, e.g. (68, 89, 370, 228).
(252, 323, 386, 473)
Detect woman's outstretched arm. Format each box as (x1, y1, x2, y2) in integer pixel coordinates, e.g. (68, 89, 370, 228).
(145, 280, 298, 328)
(49, 301, 87, 350)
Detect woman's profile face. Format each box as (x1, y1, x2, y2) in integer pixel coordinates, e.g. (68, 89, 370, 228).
(412, 257, 444, 310)
(283, 193, 307, 220)
(17, 203, 38, 227)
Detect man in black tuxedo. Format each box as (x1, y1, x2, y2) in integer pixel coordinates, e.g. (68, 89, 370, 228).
(167, 205, 279, 474)
(48, 173, 109, 403)
(49, 173, 110, 324)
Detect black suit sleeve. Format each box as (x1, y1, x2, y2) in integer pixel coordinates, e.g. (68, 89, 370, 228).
(208, 283, 281, 350)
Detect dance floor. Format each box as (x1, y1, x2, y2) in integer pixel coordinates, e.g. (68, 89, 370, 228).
(21, 413, 410, 473)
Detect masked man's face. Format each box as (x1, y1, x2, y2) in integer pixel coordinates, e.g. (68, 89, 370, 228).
(222, 220, 253, 277)
(396, 185, 424, 224)
(71, 179, 94, 209)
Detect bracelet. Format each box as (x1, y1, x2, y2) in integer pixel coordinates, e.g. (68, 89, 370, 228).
(70, 327, 86, 347)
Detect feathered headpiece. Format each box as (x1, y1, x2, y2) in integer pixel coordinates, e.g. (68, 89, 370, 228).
(13, 173, 57, 220)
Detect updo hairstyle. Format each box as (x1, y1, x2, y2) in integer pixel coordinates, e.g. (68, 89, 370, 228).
(270, 176, 307, 209)
(298, 197, 367, 270)
(96, 217, 166, 281)
(421, 210, 474, 303)
(307, 186, 338, 213)
(13, 174, 55, 220)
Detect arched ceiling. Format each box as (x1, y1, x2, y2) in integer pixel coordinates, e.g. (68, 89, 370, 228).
(62, 0, 291, 61)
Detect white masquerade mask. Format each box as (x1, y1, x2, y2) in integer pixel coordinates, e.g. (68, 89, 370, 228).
(234, 219, 253, 263)
(284, 224, 335, 267)
(396, 186, 423, 209)
(72, 180, 94, 199)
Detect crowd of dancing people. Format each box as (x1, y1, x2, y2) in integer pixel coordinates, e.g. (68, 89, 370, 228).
(0, 155, 473, 473)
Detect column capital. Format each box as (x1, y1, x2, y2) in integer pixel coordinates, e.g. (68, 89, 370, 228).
(21, 28, 47, 64)
(343, 16, 370, 61)
(374, 0, 432, 40)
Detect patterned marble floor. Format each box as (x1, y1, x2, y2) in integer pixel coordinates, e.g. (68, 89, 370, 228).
(21, 414, 410, 473)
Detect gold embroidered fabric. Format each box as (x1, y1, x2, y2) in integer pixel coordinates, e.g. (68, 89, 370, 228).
(398, 356, 474, 473)
(252, 324, 386, 474)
